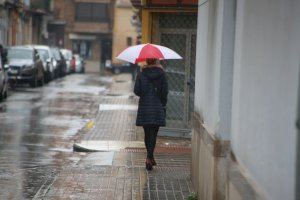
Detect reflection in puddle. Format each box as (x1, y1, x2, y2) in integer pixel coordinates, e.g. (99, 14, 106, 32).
(0, 74, 107, 199)
(41, 115, 88, 137)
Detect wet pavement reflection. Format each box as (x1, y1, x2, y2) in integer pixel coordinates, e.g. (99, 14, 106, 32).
(0, 74, 107, 199)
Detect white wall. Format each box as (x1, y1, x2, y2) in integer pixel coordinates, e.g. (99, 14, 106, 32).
(194, 0, 235, 140)
(194, 0, 209, 118)
(194, 0, 221, 136)
(231, 0, 300, 199)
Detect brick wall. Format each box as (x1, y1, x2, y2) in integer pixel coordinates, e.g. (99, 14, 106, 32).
(53, 0, 113, 61)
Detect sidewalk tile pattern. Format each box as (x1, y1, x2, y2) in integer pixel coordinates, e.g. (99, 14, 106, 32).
(84, 96, 143, 142)
(40, 74, 194, 199)
(43, 152, 192, 200)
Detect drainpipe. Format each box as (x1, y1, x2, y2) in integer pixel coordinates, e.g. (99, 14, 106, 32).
(296, 62, 300, 200)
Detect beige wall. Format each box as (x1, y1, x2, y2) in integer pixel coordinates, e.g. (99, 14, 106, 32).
(112, 6, 137, 64)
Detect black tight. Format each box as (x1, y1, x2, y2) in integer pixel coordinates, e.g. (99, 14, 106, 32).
(143, 125, 159, 159)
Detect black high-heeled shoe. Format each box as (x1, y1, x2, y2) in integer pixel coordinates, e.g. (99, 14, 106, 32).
(145, 158, 153, 171)
(151, 158, 157, 166)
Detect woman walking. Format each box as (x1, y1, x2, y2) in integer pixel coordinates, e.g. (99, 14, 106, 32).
(134, 58, 168, 171)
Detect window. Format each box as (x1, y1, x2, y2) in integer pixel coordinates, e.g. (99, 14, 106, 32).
(126, 37, 132, 46)
(72, 41, 92, 59)
(8, 49, 33, 60)
(75, 3, 109, 22)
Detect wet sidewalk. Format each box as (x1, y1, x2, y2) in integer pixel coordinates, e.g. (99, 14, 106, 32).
(36, 74, 193, 200)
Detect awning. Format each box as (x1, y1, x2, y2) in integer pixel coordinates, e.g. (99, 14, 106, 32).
(69, 34, 97, 40)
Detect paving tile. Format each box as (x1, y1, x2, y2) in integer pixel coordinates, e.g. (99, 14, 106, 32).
(39, 74, 194, 199)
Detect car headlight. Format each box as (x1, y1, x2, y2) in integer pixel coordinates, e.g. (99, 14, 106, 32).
(53, 60, 57, 67)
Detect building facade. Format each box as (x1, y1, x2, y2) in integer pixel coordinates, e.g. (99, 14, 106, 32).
(50, 0, 114, 63)
(112, 0, 138, 65)
(192, 0, 300, 199)
(0, 0, 9, 45)
(0, 0, 50, 46)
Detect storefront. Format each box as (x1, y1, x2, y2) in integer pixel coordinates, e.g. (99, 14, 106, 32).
(69, 34, 96, 59)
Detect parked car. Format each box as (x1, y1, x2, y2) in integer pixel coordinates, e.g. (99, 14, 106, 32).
(0, 45, 8, 100)
(31, 45, 55, 83)
(110, 63, 131, 74)
(0, 60, 8, 100)
(50, 47, 66, 78)
(74, 54, 85, 73)
(60, 49, 75, 74)
(7, 46, 44, 88)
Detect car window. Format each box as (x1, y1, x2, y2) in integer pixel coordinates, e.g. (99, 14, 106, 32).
(61, 50, 72, 60)
(74, 55, 80, 60)
(34, 51, 40, 60)
(8, 49, 33, 60)
(37, 49, 50, 61)
(51, 48, 61, 61)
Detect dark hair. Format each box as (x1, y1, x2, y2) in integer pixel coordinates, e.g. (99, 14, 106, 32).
(146, 58, 158, 65)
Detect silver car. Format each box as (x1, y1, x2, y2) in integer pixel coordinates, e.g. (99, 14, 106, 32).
(7, 46, 44, 88)
(0, 57, 8, 100)
(60, 49, 73, 74)
(31, 45, 55, 83)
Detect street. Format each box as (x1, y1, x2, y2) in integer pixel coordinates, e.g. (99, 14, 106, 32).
(0, 73, 108, 199)
(0, 71, 193, 200)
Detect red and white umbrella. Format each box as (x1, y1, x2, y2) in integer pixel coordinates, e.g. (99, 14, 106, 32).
(116, 43, 182, 64)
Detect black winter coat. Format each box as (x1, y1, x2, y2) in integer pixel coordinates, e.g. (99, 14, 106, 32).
(134, 66, 168, 126)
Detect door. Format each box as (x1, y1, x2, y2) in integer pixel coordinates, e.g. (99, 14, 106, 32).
(160, 31, 196, 130)
(153, 13, 197, 133)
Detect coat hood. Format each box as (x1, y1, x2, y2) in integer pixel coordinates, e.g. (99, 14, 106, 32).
(142, 67, 164, 80)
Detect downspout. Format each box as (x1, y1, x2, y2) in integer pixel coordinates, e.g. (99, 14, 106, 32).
(296, 61, 300, 200)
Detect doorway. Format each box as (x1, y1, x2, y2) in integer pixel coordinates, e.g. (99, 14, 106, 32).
(152, 13, 197, 135)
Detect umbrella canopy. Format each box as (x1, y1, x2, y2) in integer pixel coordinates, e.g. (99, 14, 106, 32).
(116, 43, 182, 64)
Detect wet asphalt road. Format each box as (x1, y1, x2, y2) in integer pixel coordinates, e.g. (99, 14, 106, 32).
(0, 74, 108, 199)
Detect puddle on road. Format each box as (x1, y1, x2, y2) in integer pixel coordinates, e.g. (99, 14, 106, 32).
(0, 74, 110, 199)
(48, 75, 106, 95)
(41, 115, 87, 137)
(78, 152, 115, 166)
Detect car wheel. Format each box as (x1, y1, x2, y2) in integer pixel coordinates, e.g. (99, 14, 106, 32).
(30, 74, 38, 88)
(50, 72, 54, 80)
(114, 68, 121, 74)
(0, 90, 3, 101)
(3, 88, 7, 99)
(44, 73, 49, 84)
(9, 80, 16, 90)
(39, 75, 44, 87)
